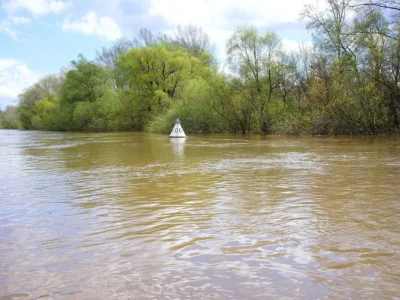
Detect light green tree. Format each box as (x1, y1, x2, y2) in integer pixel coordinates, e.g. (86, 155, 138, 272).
(227, 26, 284, 132)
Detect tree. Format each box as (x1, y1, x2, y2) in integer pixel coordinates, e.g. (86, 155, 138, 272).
(351, 0, 400, 12)
(0, 106, 20, 129)
(133, 28, 169, 47)
(302, 0, 399, 133)
(61, 55, 111, 104)
(227, 26, 284, 132)
(170, 25, 211, 58)
(302, 0, 356, 61)
(115, 43, 214, 130)
(58, 55, 115, 130)
(96, 37, 136, 90)
(18, 74, 64, 129)
(120, 45, 202, 97)
(286, 44, 315, 110)
(96, 37, 135, 70)
(380, 23, 400, 129)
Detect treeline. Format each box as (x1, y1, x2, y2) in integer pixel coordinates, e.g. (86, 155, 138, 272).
(1, 0, 399, 134)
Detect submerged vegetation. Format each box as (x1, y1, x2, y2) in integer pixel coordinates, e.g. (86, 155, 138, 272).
(1, 0, 400, 134)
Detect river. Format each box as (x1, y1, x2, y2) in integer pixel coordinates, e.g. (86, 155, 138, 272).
(0, 130, 399, 299)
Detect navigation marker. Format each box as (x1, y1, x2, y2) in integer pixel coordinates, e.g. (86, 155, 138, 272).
(169, 119, 186, 138)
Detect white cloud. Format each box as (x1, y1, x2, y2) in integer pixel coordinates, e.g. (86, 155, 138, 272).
(61, 11, 122, 41)
(10, 16, 31, 25)
(149, 0, 318, 28)
(282, 39, 313, 53)
(0, 16, 31, 41)
(0, 24, 19, 41)
(3, 0, 71, 17)
(0, 59, 41, 106)
(147, 0, 317, 62)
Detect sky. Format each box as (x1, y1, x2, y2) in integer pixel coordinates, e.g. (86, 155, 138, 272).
(0, 0, 318, 107)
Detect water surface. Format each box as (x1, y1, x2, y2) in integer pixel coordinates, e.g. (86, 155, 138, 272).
(1, 131, 399, 299)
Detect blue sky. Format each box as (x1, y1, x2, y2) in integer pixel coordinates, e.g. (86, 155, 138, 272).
(0, 0, 315, 107)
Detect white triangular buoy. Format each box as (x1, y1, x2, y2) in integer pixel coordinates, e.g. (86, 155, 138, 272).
(169, 119, 186, 138)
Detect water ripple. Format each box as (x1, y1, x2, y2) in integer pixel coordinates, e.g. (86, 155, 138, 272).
(0, 132, 399, 299)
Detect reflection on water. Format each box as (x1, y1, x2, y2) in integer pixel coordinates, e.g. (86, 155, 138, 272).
(0, 131, 399, 299)
(170, 137, 186, 157)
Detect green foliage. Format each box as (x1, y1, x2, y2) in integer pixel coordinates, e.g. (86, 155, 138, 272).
(0, 106, 21, 129)
(32, 94, 59, 130)
(61, 56, 111, 104)
(56, 56, 117, 131)
(63, 88, 119, 131)
(10, 10, 400, 135)
(18, 74, 63, 129)
(226, 26, 284, 133)
(147, 78, 222, 133)
(115, 44, 213, 131)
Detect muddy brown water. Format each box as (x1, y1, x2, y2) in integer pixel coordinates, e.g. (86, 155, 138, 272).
(0, 130, 399, 299)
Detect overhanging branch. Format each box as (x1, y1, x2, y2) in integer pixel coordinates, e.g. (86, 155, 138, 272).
(350, 2, 400, 11)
